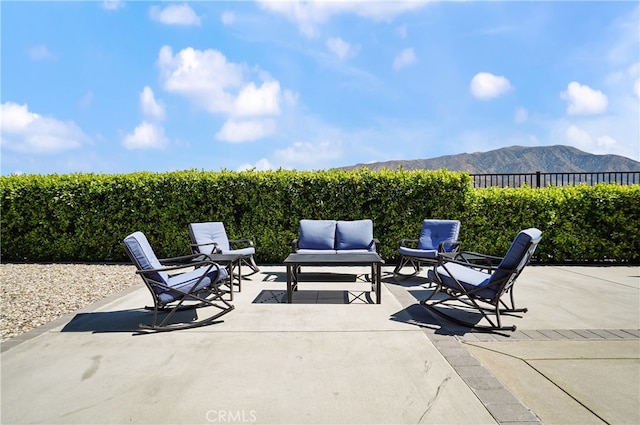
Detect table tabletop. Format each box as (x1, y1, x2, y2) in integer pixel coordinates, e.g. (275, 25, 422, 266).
(284, 252, 383, 265)
(205, 253, 244, 262)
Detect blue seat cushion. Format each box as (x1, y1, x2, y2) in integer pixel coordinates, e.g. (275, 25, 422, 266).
(335, 249, 373, 254)
(296, 249, 337, 254)
(336, 219, 374, 251)
(490, 228, 542, 286)
(428, 263, 497, 300)
(418, 220, 460, 250)
(189, 222, 231, 253)
(226, 247, 255, 257)
(398, 246, 438, 259)
(299, 220, 336, 250)
(123, 232, 169, 285)
(158, 266, 229, 305)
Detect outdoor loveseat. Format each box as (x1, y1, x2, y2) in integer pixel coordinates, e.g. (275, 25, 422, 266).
(286, 219, 383, 303)
(291, 219, 380, 254)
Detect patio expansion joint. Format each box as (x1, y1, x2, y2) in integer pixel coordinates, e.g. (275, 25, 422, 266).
(385, 278, 640, 424)
(384, 281, 543, 424)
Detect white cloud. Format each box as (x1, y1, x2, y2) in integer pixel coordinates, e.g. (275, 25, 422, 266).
(274, 140, 342, 166)
(393, 48, 416, 70)
(28, 45, 54, 61)
(515, 107, 528, 124)
(565, 125, 592, 147)
(158, 45, 244, 114)
(564, 124, 619, 155)
(470, 72, 512, 100)
(628, 62, 640, 98)
(140, 86, 166, 121)
(101, 1, 124, 11)
(221, 11, 235, 25)
(215, 119, 276, 143)
(79, 91, 93, 110)
(0, 102, 87, 154)
(122, 121, 169, 149)
(396, 24, 408, 39)
(326, 37, 351, 60)
(561, 82, 608, 115)
(234, 81, 281, 117)
(149, 4, 201, 26)
(237, 158, 274, 171)
(158, 46, 294, 143)
(258, 0, 426, 38)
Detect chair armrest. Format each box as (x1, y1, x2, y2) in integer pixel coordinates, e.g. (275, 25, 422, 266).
(291, 238, 299, 252)
(136, 257, 220, 275)
(189, 241, 220, 254)
(437, 250, 502, 271)
(373, 238, 381, 254)
(438, 240, 462, 253)
(158, 252, 211, 265)
(399, 238, 419, 248)
(228, 239, 255, 248)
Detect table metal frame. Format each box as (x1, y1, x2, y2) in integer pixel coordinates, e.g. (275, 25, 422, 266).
(284, 253, 384, 304)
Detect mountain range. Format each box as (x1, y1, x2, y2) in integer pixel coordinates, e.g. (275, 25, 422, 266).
(340, 145, 640, 173)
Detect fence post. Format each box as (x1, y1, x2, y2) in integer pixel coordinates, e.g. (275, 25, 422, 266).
(536, 171, 541, 188)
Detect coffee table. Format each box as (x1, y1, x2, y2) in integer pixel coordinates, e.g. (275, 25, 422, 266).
(283, 253, 384, 304)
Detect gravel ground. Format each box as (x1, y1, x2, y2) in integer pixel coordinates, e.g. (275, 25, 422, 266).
(0, 263, 140, 342)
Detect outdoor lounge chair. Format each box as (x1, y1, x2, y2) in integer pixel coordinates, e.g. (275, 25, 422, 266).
(123, 231, 234, 331)
(394, 219, 461, 277)
(188, 222, 260, 276)
(420, 227, 542, 331)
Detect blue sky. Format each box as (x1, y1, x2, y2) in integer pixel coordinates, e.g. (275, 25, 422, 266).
(1, 1, 639, 175)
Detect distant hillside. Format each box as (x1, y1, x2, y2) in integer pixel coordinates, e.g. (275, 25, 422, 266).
(340, 145, 640, 173)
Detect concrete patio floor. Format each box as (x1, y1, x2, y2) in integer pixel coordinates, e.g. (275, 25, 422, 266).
(1, 264, 639, 424)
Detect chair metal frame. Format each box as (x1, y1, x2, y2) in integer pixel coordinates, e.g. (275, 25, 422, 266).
(188, 222, 260, 277)
(123, 234, 234, 332)
(420, 228, 542, 332)
(394, 219, 461, 278)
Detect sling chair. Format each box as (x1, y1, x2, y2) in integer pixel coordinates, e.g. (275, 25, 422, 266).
(123, 231, 234, 332)
(188, 222, 260, 276)
(394, 219, 461, 277)
(420, 228, 542, 332)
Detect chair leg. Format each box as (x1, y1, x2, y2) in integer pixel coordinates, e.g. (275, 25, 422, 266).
(240, 256, 260, 277)
(140, 284, 235, 332)
(420, 287, 518, 332)
(393, 256, 420, 278)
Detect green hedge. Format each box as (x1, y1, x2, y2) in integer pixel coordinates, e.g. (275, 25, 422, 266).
(460, 185, 640, 262)
(1, 170, 638, 263)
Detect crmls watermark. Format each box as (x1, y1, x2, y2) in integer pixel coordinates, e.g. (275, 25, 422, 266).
(205, 410, 257, 423)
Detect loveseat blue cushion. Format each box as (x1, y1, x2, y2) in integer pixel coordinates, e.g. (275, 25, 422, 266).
(335, 249, 373, 254)
(336, 219, 374, 251)
(296, 249, 337, 254)
(299, 220, 337, 250)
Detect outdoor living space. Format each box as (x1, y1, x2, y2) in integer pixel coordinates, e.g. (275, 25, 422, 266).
(1, 262, 638, 425)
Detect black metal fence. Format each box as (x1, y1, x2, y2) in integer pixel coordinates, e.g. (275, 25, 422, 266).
(470, 171, 640, 188)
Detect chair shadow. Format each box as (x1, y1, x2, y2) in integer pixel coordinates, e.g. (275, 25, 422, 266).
(60, 308, 201, 335)
(388, 285, 517, 337)
(384, 274, 484, 336)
